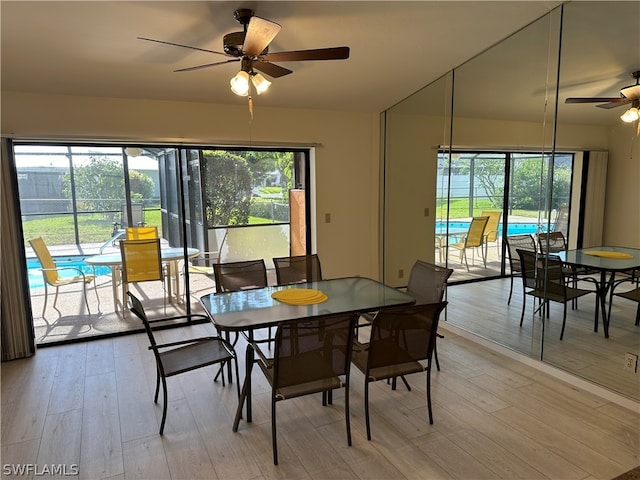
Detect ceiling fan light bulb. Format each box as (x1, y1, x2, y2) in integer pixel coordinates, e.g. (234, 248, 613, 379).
(251, 73, 271, 95)
(230, 71, 250, 96)
(620, 107, 640, 123)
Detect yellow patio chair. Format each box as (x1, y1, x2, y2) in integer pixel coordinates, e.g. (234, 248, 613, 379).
(481, 210, 502, 257)
(449, 216, 490, 271)
(126, 226, 158, 240)
(28, 237, 97, 317)
(120, 238, 167, 312)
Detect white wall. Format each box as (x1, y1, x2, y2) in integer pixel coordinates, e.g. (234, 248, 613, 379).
(1, 91, 381, 280)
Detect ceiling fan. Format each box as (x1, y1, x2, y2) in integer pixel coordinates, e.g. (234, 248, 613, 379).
(565, 70, 640, 110)
(138, 8, 350, 92)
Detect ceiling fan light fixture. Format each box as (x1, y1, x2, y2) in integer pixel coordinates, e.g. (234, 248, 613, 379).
(620, 106, 640, 123)
(230, 70, 250, 96)
(251, 73, 271, 95)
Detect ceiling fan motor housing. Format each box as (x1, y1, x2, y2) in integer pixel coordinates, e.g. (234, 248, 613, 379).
(223, 32, 245, 56)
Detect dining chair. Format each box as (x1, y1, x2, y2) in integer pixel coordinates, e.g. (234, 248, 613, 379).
(406, 260, 453, 371)
(125, 226, 158, 240)
(126, 291, 239, 435)
(212, 259, 270, 368)
(449, 216, 490, 271)
(607, 270, 640, 326)
(517, 249, 598, 340)
(272, 254, 323, 285)
(504, 234, 536, 305)
(120, 238, 167, 312)
(480, 210, 502, 257)
(351, 302, 447, 440)
(212, 259, 268, 294)
(28, 237, 97, 317)
(237, 312, 357, 465)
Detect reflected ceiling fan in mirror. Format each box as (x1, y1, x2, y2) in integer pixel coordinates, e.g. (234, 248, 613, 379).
(138, 8, 350, 117)
(565, 70, 640, 124)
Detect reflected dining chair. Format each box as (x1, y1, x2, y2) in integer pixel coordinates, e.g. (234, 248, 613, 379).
(120, 238, 167, 312)
(236, 312, 357, 465)
(127, 291, 239, 435)
(273, 254, 323, 285)
(407, 260, 453, 371)
(504, 234, 536, 305)
(449, 216, 490, 271)
(28, 237, 97, 317)
(517, 249, 597, 340)
(351, 302, 447, 440)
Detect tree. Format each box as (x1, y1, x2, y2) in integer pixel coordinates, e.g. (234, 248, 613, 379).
(202, 151, 252, 226)
(62, 156, 155, 212)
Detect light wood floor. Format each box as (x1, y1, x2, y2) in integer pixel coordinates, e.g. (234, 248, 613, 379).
(2, 319, 639, 479)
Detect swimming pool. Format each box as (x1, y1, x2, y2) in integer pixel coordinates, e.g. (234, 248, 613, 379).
(436, 221, 540, 236)
(27, 256, 111, 290)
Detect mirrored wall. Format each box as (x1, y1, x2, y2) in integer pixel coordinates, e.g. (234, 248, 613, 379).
(383, 2, 639, 401)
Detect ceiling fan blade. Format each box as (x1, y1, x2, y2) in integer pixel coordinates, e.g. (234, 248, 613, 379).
(596, 99, 632, 109)
(253, 61, 292, 78)
(138, 37, 226, 56)
(243, 16, 281, 56)
(263, 47, 350, 62)
(174, 58, 240, 73)
(565, 97, 624, 103)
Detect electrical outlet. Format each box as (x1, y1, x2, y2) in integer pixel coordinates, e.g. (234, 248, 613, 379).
(624, 353, 638, 373)
(325, 213, 331, 223)
(398, 269, 404, 279)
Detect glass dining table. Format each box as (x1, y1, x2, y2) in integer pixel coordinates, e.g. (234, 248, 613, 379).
(558, 246, 640, 338)
(199, 276, 416, 427)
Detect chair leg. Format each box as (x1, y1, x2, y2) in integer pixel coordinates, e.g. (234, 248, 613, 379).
(159, 376, 169, 434)
(271, 399, 278, 465)
(42, 284, 49, 317)
(426, 368, 434, 424)
(364, 381, 372, 441)
(345, 384, 352, 447)
(434, 336, 441, 371)
(154, 368, 161, 403)
(560, 302, 568, 340)
(520, 294, 526, 326)
(507, 275, 514, 305)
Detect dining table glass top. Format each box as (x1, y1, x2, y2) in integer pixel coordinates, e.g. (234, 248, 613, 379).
(558, 246, 640, 272)
(199, 276, 416, 331)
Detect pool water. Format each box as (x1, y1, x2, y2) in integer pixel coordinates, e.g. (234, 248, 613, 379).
(27, 257, 110, 290)
(436, 221, 539, 235)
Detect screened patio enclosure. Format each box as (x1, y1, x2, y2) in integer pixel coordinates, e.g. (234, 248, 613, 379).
(14, 142, 309, 345)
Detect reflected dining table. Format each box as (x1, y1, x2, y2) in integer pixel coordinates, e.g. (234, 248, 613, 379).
(199, 276, 416, 428)
(558, 246, 640, 338)
(86, 247, 199, 312)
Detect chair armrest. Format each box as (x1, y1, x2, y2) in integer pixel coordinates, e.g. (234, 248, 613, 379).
(150, 336, 220, 350)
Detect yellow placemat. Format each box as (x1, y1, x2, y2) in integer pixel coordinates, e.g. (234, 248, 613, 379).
(271, 288, 328, 305)
(583, 250, 633, 259)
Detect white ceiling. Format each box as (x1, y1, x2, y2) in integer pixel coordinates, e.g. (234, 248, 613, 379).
(1, 1, 638, 124)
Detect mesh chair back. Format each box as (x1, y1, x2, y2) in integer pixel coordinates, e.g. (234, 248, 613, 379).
(212, 259, 268, 293)
(538, 231, 567, 254)
(465, 216, 490, 248)
(29, 237, 59, 284)
(365, 302, 446, 372)
(126, 226, 158, 240)
(481, 210, 502, 242)
(407, 260, 453, 304)
(273, 254, 323, 285)
(505, 235, 536, 275)
(272, 313, 356, 395)
(517, 249, 565, 294)
(120, 239, 163, 283)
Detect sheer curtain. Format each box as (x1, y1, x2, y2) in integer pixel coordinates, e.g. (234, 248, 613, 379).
(1, 138, 35, 360)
